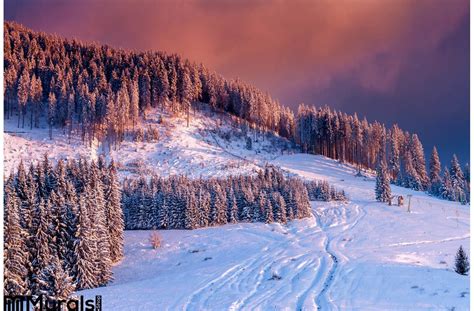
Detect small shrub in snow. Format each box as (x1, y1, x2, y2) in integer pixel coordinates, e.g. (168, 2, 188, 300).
(454, 245, 469, 275)
(146, 126, 160, 142)
(149, 231, 161, 249)
(134, 128, 145, 142)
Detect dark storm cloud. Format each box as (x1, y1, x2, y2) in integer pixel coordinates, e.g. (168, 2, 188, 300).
(5, 0, 470, 165)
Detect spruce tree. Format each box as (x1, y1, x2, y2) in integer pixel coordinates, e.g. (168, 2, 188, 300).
(410, 134, 429, 190)
(263, 195, 275, 224)
(74, 195, 97, 290)
(440, 167, 454, 200)
(88, 164, 112, 286)
(184, 190, 198, 230)
(450, 155, 466, 203)
(104, 161, 124, 263)
(454, 245, 469, 276)
(49, 254, 75, 300)
(375, 161, 391, 202)
(403, 153, 422, 191)
(429, 146, 442, 196)
(30, 199, 53, 295)
(271, 192, 287, 224)
(226, 188, 238, 224)
(4, 185, 29, 296)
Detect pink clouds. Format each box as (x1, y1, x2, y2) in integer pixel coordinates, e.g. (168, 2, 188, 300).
(6, 0, 468, 98)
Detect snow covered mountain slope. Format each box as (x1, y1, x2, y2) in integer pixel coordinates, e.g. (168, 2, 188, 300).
(4, 108, 291, 178)
(80, 154, 470, 310)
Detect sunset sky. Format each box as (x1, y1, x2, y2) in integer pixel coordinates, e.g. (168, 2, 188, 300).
(5, 0, 470, 165)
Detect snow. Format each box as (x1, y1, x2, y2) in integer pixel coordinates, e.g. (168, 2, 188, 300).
(5, 112, 469, 310)
(4, 108, 289, 178)
(80, 154, 469, 310)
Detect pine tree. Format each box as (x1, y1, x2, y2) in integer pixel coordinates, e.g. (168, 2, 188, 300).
(387, 126, 400, 181)
(129, 79, 140, 129)
(74, 195, 97, 290)
(429, 146, 442, 196)
(410, 134, 429, 190)
(88, 163, 112, 286)
(375, 161, 391, 202)
(263, 194, 275, 224)
(49, 254, 75, 300)
(271, 192, 287, 224)
(103, 161, 124, 263)
(4, 185, 29, 296)
(254, 192, 266, 222)
(184, 189, 198, 229)
(450, 154, 466, 203)
(37, 253, 75, 300)
(180, 65, 193, 127)
(197, 188, 211, 227)
(50, 190, 76, 276)
(403, 153, 422, 191)
(30, 199, 53, 295)
(440, 167, 454, 200)
(454, 245, 469, 275)
(240, 185, 254, 222)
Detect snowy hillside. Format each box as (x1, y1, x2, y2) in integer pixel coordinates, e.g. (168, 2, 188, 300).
(80, 154, 470, 310)
(4, 108, 292, 178)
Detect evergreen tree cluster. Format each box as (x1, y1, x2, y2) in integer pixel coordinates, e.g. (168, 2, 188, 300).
(304, 180, 346, 201)
(296, 105, 470, 202)
(4, 155, 124, 298)
(122, 167, 312, 229)
(433, 152, 470, 204)
(4, 22, 294, 146)
(296, 105, 424, 186)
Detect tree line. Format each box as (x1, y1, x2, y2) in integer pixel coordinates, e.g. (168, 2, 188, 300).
(296, 105, 469, 203)
(122, 166, 314, 230)
(4, 21, 294, 147)
(4, 156, 124, 299)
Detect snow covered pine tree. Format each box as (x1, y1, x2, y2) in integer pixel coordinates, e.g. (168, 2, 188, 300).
(375, 161, 391, 203)
(454, 245, 469, 276)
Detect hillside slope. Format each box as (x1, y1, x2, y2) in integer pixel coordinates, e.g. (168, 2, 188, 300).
(80, 154, 469, 310)
(4, 108, 291, 178)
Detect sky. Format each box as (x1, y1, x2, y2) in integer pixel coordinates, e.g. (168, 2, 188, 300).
(5, 0, 470, 166)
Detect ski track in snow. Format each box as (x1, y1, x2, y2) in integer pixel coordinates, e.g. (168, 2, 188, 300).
(314, 202, 368, 310)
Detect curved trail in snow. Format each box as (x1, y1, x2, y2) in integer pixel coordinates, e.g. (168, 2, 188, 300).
(314, 203, 368, 310)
